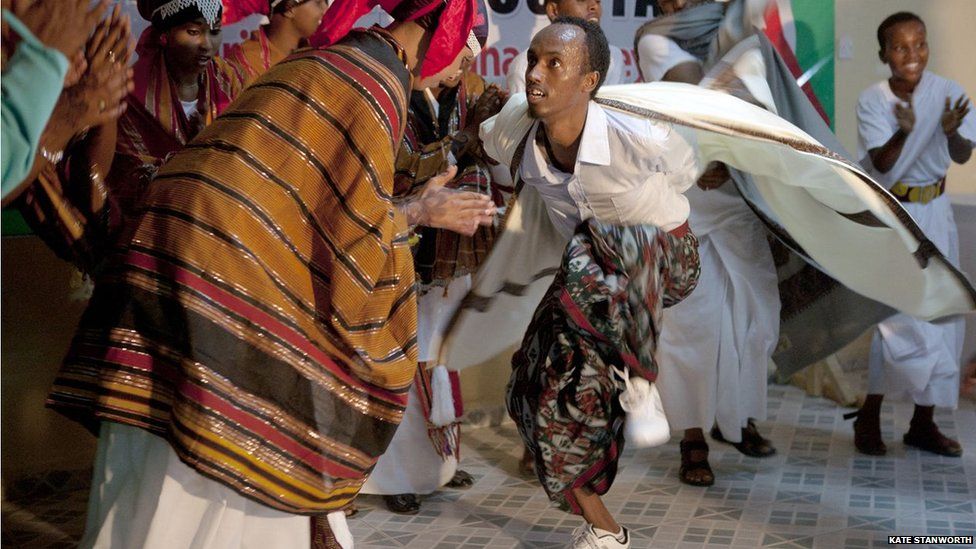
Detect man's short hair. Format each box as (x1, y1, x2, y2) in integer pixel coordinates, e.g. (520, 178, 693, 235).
(877, 11, 925, 51)
(550, 15, 610, 97)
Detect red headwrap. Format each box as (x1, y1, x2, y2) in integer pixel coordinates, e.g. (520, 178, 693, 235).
(311, 0, 483, 77)
(222, 0, 270, 24)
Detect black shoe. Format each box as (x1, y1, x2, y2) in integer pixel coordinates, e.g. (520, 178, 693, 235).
(383, 493, 421, 514)
(711, 420, 777, 458)
(445, 469, 474, 488)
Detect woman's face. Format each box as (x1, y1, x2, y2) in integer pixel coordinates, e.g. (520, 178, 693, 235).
(163, 17, 223, 75)
(414, 46, 472, 91)
(289, 0, 329, 39)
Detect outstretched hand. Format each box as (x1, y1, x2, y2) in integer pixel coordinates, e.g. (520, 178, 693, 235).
(418, 166, 496, 236)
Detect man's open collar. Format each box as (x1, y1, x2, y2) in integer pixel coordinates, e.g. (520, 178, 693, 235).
(578, 101, 611, 167)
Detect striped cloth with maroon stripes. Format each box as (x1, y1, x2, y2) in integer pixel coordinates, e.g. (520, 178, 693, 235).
(47, 28, 419, 515)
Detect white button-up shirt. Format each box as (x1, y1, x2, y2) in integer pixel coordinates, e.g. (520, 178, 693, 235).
(519, 101, 700, 238)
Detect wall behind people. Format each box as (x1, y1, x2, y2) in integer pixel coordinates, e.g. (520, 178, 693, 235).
(834, 0, 976, 196)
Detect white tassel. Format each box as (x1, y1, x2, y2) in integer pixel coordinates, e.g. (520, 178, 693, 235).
(326, 510, 354, 549)
(68, 269, 94, 302)
(429, 364, 456, 427)
(612, 365, 670, 448)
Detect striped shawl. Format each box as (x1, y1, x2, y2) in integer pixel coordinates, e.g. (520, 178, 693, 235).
(47, 28, 418, 515)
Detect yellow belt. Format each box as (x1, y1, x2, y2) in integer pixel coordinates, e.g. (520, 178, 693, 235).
(889, 178, 946, 205)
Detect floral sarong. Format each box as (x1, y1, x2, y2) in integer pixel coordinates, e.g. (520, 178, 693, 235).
(507, 220, 699, 514)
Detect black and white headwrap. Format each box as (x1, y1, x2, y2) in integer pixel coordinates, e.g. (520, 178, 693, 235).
(152, 0, 223, 27)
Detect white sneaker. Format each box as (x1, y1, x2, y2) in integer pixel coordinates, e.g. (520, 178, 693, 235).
(570, 523, 630, 548)
(613, 366, 670, 448)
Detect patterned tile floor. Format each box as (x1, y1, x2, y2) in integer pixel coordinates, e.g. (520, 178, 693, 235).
(3, 385, 975, 548)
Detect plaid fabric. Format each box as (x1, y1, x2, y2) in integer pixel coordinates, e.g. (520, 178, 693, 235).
(393, 71, 497, 293)
(508, 220, 699, 514)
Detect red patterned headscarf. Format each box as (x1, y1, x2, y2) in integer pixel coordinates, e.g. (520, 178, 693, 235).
(312, 0, 485, 77)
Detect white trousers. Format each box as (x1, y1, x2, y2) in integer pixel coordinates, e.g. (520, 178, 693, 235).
(656, 186, 780, 442)
(80, 422, 309, 549)
(868, 195, 964, 408)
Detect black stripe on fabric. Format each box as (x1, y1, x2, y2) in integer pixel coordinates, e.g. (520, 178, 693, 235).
(132, 206, 337, 326)
(156, 167, 377, 293)
(169, 421, 362, 514)
(125, 239, 407, 362)
(212, 109, 391, 238)
(177, 389, 368, 477)
(245, 79, 391, 203)
(169, 416, 331, 505)
(92, 283, 405, 456)
(313, 50, 398, 141)
(178, 141, 404, 294)
(329, 30, 410, 120)
(154, 169, 339, 288)
(117, 247, 413, 392)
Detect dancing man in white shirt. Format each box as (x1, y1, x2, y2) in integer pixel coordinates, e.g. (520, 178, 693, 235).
(499, 17, 704, 549)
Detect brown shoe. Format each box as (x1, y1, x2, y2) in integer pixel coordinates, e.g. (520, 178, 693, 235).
(844, 410, 887, 456)
(445, 469, 474, 488)
(903, 421, 962, 457)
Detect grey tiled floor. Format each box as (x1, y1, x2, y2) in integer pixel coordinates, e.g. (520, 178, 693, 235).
(3, 385, 975, 548)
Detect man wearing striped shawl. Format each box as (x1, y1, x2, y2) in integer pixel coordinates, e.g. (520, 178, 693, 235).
(361, 13, 504, 513)
(45, 0, 492, 546)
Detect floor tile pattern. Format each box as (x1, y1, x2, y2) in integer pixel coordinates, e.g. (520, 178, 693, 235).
(3, 385, 975, 548)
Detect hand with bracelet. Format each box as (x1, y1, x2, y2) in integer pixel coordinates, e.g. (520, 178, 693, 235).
(401, 165, 496, 236)
(40, 6, 133, 169)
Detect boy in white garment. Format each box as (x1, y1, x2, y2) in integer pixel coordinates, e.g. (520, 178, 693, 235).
(850, 11, 974, 457)
(506, 0, 626, 93)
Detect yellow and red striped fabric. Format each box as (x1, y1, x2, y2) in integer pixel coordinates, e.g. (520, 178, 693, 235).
(48, 28, 419, 514)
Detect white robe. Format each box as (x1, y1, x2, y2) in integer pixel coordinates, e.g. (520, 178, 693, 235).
(857, 72, 975, 408)
(646, 35, 780, 442)
(656, 184, 779, 441)
(80, 423, 309, 549)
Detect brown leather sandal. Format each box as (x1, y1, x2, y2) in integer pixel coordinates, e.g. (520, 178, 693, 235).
(679, 439, 715, 487)
(843, 409, 887, 456)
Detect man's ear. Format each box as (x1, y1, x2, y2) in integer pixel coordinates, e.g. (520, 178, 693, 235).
(878, 47, 887, 64)
(583, 70, 599, 95)
(545, 1, 559, 21)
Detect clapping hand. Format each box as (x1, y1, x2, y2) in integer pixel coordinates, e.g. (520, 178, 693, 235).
(70, 4, 134, 129)
(941, 95, 971, 136)
(894, 97, 915, 134)
(11, 0, 108, 59)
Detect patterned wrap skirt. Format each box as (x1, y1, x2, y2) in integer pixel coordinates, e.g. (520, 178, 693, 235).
(507, 220, 700, 514)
